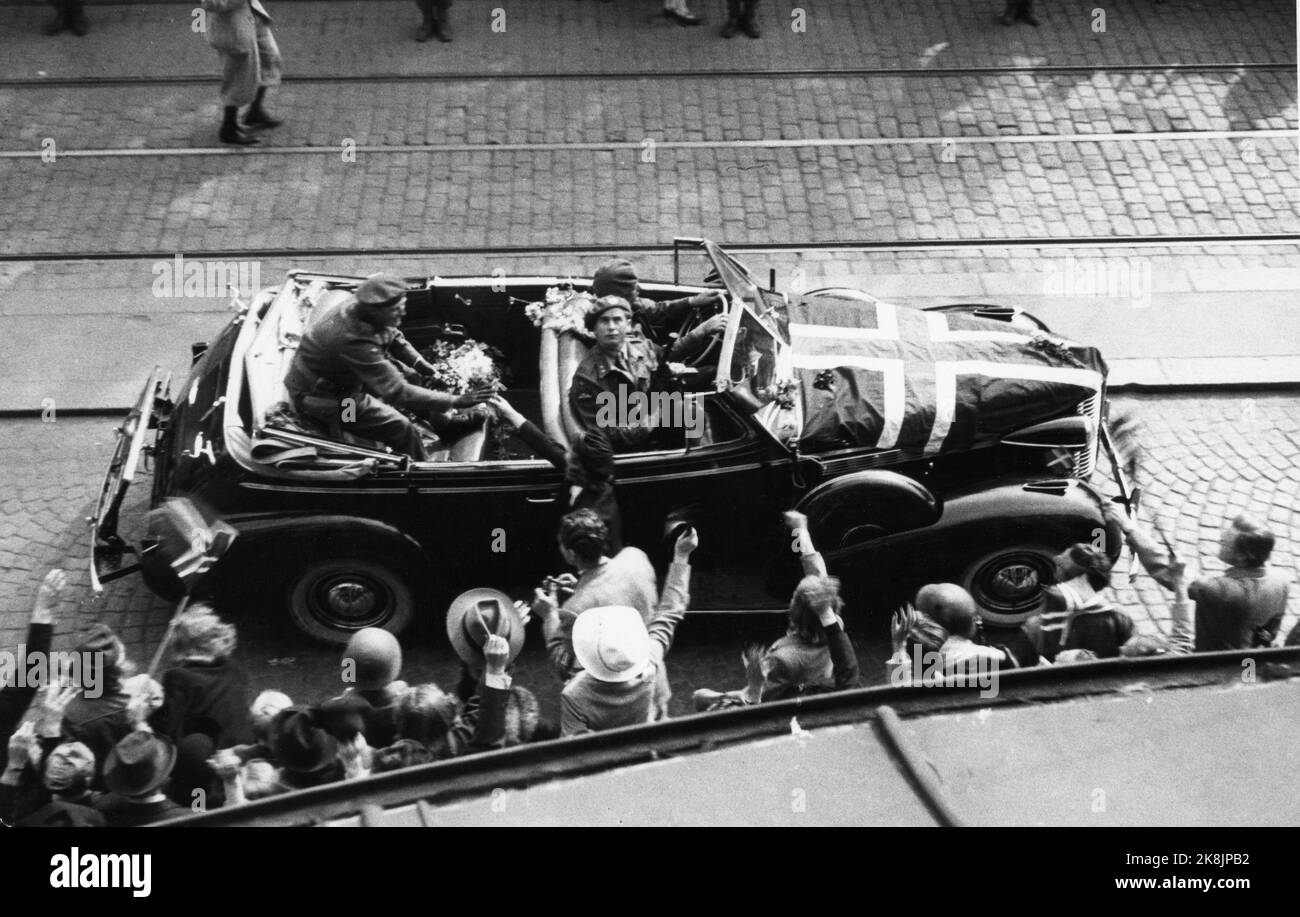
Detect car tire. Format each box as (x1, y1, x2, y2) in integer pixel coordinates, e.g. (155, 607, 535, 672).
(286, 556, 416, 645)
(959, 544, 1058, 626)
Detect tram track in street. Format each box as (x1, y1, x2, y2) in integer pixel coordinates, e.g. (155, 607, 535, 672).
(0, 60, 1292, 90)
(3, 234, 1296, 264)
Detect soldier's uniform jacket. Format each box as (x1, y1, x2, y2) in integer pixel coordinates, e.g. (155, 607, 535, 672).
(568, 333, 667, 453)
(284, 296, 454, 412)
(629, 295, 696, 346)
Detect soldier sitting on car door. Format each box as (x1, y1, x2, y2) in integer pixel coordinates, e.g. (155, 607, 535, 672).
(284, 273, 494, 461)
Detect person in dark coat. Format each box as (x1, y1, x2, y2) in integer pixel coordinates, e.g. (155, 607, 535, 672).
(61, 624, 135, 786)
(149, 606, 254, 748)
(94, 732, 188, 826)
(490, 395, 623, 550)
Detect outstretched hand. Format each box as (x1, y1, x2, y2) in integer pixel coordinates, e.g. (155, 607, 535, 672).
(32, 569, 68, 625)
(674, 525, 699, 559)
(891, 605, 918, 653)
(454, 387, 497, 409)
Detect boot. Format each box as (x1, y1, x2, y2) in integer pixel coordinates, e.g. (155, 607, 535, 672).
(1000, 1, 1017, 26)
(1018, 0, 1039, 26)
(66, 0, 89, 36)
(740, 0, 760, 38)
(721, 0, 741, 38)
(433, 5, 453, 42)
(42, 0, 69, 34)
(220, 106, 259, 146)
(243, 87, 282, 129)
(414, 0, 435, 41)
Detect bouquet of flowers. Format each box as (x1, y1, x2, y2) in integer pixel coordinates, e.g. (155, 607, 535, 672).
(419, 338, 508, 394)
(524, 285, 596, 337)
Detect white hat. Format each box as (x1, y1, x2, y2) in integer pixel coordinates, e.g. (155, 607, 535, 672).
(571, 606, 651, 684)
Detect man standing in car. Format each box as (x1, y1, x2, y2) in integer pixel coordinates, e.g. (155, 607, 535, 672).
(285, 273, 493, 461)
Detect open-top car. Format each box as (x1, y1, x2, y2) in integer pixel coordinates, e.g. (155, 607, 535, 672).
(93, 239, 1129, 644)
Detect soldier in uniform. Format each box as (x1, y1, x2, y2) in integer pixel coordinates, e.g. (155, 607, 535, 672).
(568, 296, 723, 453)
(414, 0, 453, 42)
(284, 273, 494, 461)
(590, 258, 725, 348)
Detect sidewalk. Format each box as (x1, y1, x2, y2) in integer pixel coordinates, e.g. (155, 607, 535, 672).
(2, 0, 1293, 81)
(1, 246, 1297, 412)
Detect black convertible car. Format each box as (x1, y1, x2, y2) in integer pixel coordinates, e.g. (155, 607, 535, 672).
(93, 239, 1128, 644)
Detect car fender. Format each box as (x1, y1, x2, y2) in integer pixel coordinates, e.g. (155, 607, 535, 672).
(202, 514, 432, 594)
(935, 480, 1115, 559)
(796, 470, 941, 550)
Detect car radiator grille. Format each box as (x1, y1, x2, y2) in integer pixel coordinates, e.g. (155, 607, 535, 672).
(1072, 394, 1101, 479)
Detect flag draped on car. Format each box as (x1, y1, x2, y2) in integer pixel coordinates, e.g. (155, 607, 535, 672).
(789, 294, 1107, 454)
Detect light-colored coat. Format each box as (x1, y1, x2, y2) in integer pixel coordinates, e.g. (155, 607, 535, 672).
(202, 0, 272, 56)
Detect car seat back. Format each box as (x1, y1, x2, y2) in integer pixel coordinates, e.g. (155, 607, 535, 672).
(539, 327, 591, 452)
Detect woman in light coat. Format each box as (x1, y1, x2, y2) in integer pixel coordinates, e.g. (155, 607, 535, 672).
(202, 0, 284, 145)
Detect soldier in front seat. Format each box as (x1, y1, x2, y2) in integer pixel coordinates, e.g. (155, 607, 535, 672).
(568, 296, 721, 454)
(591, 258, 726, 348)
(284, 273, 494, 460)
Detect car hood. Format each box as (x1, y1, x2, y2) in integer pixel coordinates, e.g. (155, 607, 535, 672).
(787, 292, 1108, 455)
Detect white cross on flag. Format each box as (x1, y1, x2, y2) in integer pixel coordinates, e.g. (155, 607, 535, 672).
(789, 294, 1106, 454)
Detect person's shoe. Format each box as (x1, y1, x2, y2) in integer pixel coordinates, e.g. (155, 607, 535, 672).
(740, 16, 760, 38)
(41, 15, 68, 35)
(243, 107, 283, 129)
(664, 8, 702, 25)
(219, 124, 260, 146)
(1000, 2, 1017, 25)
(1019, 11, 1040, 25)
(721, 18, 740, 38)
(433, 18, 452, 42)
(416, 16, 434, 41)
(69, 14, 90, 36)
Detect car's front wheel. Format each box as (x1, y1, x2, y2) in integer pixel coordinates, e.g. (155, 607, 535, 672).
(286, 556, 415, 645)
(960, 544, 1058, 626)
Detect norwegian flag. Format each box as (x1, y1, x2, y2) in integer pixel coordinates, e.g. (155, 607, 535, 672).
(789, 294, 1107, 454)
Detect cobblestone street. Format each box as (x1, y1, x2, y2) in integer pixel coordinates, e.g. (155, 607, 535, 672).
(0, 0, 1297, 833)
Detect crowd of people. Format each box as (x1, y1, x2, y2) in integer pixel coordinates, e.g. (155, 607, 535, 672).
(3, 479, 1292, 826)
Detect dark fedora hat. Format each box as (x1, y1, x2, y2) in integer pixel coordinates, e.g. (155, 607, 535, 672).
(272, 707, 341, 775)
(445, 588, 525, 668)
(104, 732, 178, 798)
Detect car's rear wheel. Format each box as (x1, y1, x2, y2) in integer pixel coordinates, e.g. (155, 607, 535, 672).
(287, 556, 415, 645)
(960, 544, 1058, 626)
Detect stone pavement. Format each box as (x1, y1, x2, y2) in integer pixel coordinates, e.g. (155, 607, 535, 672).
(4, 70, 1295, 151)
(1, 0, 1293, 81)
(0, 393, 1296, 724)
